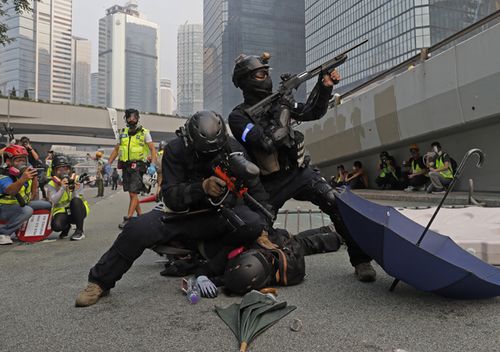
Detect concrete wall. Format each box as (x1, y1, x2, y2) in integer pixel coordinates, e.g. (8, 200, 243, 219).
(299, 22, 500, 192)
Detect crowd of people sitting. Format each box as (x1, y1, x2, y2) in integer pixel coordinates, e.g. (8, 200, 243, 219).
(330, 141, 456, 194)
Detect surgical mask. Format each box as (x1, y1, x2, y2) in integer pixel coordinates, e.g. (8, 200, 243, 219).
(433, 146, 441, 154)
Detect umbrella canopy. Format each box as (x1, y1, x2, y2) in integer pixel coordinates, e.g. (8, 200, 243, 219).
(215, 290, 296, 352)
(336, 189, 500, 299)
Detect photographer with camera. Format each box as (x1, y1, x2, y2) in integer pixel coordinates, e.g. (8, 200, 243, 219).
(0, 145, 51, 245)
(375, 151, 401, 190)
(45, 155, 89, 241)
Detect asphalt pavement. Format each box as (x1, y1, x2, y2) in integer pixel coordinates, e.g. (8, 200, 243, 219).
(0, 188, 499, 352)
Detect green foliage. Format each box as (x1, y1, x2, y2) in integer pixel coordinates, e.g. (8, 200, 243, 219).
(0, 0, 35, 46)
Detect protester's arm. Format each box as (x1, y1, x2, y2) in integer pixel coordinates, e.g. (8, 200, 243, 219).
(4, 167, 37, 195)
(228, 110, 274, 154)
(46, 182, 65, 204)
(107, 145, 120, 165)
(161, 143, 207, 212)
(290, 71, 339, 122)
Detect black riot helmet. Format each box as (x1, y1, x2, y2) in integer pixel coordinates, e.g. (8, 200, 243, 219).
(233, 53, 273, 103)
(185, 111, 228, 154)
(51, 154, 71, 170)
(224, 249, 275, 295)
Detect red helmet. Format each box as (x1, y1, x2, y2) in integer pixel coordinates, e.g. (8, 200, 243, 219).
(4, 145, 28, 159)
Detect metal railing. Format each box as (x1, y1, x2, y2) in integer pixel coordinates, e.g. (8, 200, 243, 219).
(276, 208, 329, 234)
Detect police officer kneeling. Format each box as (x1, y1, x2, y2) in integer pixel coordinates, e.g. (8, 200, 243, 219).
(75, 111, 269, 307)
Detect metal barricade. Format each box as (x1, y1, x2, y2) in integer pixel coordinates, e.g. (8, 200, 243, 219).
(276, 208, 329, 234)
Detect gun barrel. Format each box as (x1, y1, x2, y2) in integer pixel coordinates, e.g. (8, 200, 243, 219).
(243, 192, 275, 221)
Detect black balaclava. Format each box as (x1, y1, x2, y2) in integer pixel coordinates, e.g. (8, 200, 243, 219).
(239, 74, 273, 106)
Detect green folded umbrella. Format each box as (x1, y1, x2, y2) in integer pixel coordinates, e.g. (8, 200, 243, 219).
(215, 291, 296, 352)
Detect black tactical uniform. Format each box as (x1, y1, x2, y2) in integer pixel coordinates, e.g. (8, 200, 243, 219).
(87, 113, 269, 291)
(228, 54, 374, 274)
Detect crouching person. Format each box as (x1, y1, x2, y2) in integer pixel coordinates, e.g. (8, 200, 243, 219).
(45, 155, 89, 241)
(74, 111, 269, 307)
(0, 145, 51, 245)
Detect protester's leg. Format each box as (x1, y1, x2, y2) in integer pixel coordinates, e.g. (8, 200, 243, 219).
(28, 200, 52, 211)
(51, 213, 71, 232)
(428, 172, 444, 190)
(69, 197, 87, 231)
(0, 204, 33, 236)
(127, 192, 141, 217)
(88, 210, 169, 290)
(409, 175, 427, 188)
(291, 167, 375, 281)
(294, 225, 342, 255)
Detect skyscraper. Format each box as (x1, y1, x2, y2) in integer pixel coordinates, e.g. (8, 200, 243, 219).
(72, 36, 91, 105)
(98, 1, 159, 113)
(203, 0, 306, 118)
(0, 0, 73, 102)
(305, 0, 499, 93)
(177, 23, 203, 117)
(159, 78, 174, 115)
(90, 72, 99, 106)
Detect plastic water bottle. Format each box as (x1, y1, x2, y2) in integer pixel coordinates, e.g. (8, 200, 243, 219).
(185, 277, 201, 304)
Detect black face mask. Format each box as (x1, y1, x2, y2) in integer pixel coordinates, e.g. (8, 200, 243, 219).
(240, 76, 273, 105)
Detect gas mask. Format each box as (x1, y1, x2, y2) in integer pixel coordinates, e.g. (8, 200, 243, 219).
(433, 146, 441, 155)
(239, 75, 273, 105)
(8, 158, 28, 177)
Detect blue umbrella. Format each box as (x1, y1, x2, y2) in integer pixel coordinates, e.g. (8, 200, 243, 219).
(337, 148, 500, 299)
(336, 188, 500, 299)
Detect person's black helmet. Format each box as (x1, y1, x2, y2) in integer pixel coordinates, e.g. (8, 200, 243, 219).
(52, 155, 71, 170)
(232, 52, 270, 88)
(185, 111, 228, 154)
(224, 249, 274, 295)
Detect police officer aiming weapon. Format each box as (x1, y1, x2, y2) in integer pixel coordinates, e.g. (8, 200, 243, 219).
(242, 39, 367, 149)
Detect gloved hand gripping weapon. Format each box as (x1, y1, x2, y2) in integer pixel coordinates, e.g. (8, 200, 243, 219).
(211, 152, 275, 222)
(244, 39, 368, 148)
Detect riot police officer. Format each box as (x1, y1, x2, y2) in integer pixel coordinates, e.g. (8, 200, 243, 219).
(228, 53, 376, 282)
(75, 111, 269, 307)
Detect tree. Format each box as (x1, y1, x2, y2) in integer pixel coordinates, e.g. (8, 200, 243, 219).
(23, 89, 29, 99)
(0, 0, 35, 46)
(10, 86, 16, 97)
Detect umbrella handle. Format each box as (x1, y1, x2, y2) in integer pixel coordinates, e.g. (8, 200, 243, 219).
(240, 342, 248, 352)
(416, 148, 484, 246)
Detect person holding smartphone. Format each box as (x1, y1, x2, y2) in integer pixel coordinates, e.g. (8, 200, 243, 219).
(0, 145, 51, 244)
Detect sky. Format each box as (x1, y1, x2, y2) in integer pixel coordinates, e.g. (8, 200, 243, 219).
(72, 0, 203, 98)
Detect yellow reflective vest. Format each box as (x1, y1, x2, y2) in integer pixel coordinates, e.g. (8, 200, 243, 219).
(118, 127, 150, 162)
(0, 175, 32, 205)
(47, 180, 89, 216)
(435, 156, 453, 179)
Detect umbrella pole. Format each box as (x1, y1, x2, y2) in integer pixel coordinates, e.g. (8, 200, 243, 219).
(389, 148, 484, 292)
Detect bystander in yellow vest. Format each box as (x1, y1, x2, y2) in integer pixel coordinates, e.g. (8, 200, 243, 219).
(118, 127, 150, 162)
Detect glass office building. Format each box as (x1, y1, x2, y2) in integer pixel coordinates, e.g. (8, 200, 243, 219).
(204, 0, 306, 118)
(0, 0, 73, 102)
(98, 1, 159, 113)
(177, 24, 204, 117)
(305, 0, 499, 93)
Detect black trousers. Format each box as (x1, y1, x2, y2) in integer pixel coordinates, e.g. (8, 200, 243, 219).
(88, 205, 266, 290)
(262, 166, 371, 266)
(51, 198, 87, 232)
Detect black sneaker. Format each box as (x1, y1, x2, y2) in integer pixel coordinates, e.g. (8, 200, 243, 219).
(354, 262, 377, 282)
(70, 229, 85, 241)
(118, 216, 130, 229)
(59, 225, 71, 239)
